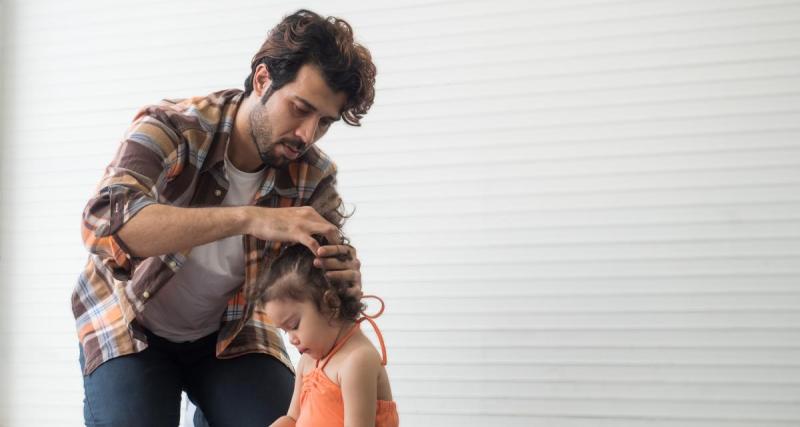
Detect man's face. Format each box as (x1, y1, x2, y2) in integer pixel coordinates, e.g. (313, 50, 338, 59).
(249, 64, 347, 168)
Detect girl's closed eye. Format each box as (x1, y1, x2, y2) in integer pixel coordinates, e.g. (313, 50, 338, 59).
(282, 317, 299, 331)
(278, 319, 299, 334)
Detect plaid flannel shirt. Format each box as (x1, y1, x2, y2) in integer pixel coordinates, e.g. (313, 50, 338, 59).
(72, 89, 337, 375)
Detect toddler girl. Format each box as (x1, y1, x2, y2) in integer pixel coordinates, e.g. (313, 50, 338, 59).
(256, 243, 399, 427)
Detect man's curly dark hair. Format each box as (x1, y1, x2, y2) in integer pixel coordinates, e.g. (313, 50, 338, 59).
(244, 9, 377, 126)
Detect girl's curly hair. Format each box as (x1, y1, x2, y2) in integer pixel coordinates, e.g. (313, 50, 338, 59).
(254, 242, 363, 322)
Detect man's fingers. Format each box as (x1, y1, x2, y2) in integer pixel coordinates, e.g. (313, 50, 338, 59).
(297, 207, 338, 245)
(324, 229, 342, 246)
(346, 286, 364, 299)
(316, 244, 353, 259)
(306, 225, 339, 248)
(300, 236, 321, 255)
(324, 269, 361, 285)
(305, 212, 339, 245)
(314, 257, 351, 271)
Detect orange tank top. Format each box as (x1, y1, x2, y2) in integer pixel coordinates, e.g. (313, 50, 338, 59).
(295, 296, 399, 427)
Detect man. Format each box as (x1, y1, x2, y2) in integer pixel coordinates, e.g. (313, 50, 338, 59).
(72, 9, 376, 427)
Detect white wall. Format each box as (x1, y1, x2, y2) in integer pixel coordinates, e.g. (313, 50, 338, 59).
(0, 1, 11, 426)
(2, 0, 800, 425)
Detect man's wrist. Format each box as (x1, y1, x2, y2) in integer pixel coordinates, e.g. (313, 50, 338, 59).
(231, 206, 255, 236)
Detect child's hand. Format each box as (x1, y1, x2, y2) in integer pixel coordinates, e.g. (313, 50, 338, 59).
(269, 415, 297, 427)
(315, 244, 363, 298)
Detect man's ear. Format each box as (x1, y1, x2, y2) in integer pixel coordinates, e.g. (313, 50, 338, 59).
(253, 63, 272, 98)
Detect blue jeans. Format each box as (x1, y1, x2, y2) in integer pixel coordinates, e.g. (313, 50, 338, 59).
(79, 328, 293, 427)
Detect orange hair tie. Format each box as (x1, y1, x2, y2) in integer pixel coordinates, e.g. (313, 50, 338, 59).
(359, 295, 385, 319)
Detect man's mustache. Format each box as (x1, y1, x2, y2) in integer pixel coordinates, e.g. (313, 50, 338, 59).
(280, 139, 306, 153)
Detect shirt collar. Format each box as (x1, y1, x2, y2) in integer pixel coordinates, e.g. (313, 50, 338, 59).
(202, 91, 245, 174)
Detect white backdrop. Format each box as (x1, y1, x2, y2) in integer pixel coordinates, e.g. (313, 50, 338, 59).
(2, 0, 800, 425)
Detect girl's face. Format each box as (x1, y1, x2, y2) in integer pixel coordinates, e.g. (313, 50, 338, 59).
(266, 298, 345, 360)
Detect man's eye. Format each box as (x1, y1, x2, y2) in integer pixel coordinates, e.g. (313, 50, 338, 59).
(293, 104, 309, 115)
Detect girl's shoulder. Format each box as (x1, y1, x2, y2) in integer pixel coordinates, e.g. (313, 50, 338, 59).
(336, 335, 384, 379)
(345, 339, 383, 367)
(338, 336, 394, 401)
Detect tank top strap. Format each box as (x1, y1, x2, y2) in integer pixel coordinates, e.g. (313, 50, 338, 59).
(317, 321, 361, 369)
(316, 295, 389, 369)
(360, 313, 388, 366)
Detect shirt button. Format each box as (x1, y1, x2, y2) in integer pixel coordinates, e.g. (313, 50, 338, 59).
(168, 261, 177, 269)
(142, 291, 150, 299)
(214, 189, 222, 197)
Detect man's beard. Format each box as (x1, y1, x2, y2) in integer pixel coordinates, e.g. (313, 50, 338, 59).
(249, 106, 306, 169)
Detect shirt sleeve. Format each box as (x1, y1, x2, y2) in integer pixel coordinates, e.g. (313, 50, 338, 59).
(81, 108, 185, 276)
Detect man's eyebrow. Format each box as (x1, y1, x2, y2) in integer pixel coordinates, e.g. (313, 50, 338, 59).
(294, 96, 341, 122)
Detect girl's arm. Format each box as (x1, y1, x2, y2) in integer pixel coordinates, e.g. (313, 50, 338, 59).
(340, 348, 380, 427)
(269, 356, 308, 427)
(270, 416, 296, 427)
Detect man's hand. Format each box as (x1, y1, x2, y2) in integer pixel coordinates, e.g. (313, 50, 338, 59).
(244, 206, 340, 254)
(315, 244, 363, 298)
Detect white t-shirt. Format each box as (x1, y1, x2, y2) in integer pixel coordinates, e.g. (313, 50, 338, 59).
(138, 152, 264, 342)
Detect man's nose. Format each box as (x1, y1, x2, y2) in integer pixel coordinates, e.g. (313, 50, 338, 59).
(295, 117, 318, 146)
